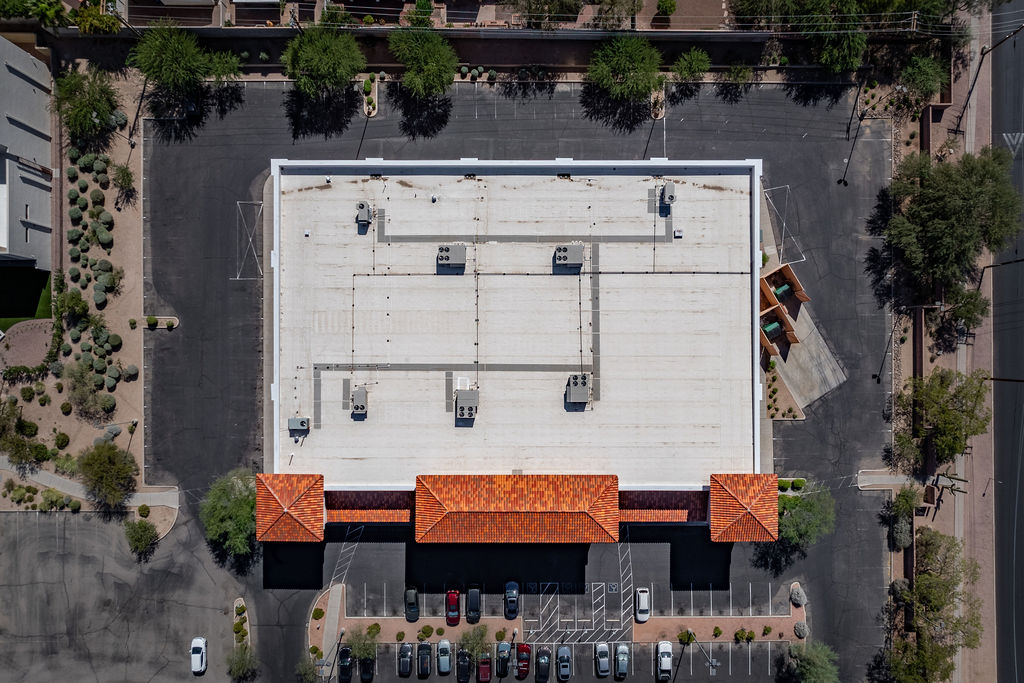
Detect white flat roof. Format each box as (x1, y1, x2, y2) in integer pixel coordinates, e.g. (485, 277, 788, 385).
(270, 160, 762, 490)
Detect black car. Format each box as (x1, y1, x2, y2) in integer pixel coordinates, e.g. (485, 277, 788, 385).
(418, 643, 432, 678)
(467, 587, 481, 624)
(360, 658, 376, 683)
(496, 642, 512, 678)
(406, 588, 420, 622)
(338, 646, 353, 683)
(457, 649, 471, 683)
(400, 644, 414, 678)
(504, 582, 520, 620)
(535, 647, 551, 683)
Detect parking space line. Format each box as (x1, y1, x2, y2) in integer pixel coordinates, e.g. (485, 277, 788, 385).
(729, 583, 732, 616)
(748, 641, 752, 675)
(749, 583, 753, 616)
(383, 582, 386, 616)
(690, 584, 694, 616)
(728, 642, 732, 676)
(709, 584, 713, 614)
(769, 582, 772, 615)
(767, 641, 772, 675)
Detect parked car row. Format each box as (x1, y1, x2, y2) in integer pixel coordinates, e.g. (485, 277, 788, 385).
(383, 642, 644, 682)
(406, 583, 521, 624)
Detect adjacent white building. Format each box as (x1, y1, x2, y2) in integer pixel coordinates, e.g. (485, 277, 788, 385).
(0, 36, 52, 271)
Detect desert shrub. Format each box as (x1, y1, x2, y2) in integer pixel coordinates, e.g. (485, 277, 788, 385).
(38, 394, 51, 406)
(124, 365, 139, 381)
(312, 607, 325, 620)
(138, 503, 150, 518)
(104, 376, 117, 390)
(92, 358, 105, 372)
(762, 625, 772, 636)
(67, 166, 79, 181)
(146, 315, 157, 328)
(166, 320, 175, 329)
(94, 290, 107, 307)
(16, 418, 38, 437)
(68, 147, 81, 162)
(790, 585, 807, 606)
(97, 173, 109, 188)
(91, 374, 104, 390)
(892, 516, 913, 549)
(69, 267, 81, 281)
(54, 432, 70, 449)
(89, 189, 104, 205)
(56, 382, 63, 393)
(98, 211, 113, 226)
(99, 394, 116, 413)
(95, 259, 112, 272)
(78, 153, 96, 170)
(54, 453, 78, 475)
(11, 488, 27, 504)
(67, 189, 79, 202)
(734, 629, 747, 643)
(106, 366, 120, 380)
(368, 623, 381, 637)
(713, 626, 722, 637)
(435, 628, 445, 636)
(93, 159, 107, 173)
(69, 207, 83, 224)
(234, 621, 245, 633)
(793, 622, 808, 638)
(95, 226, 112, 248)
(69, 499, 81, 512)
(40, 488, 65, 511)
(20, 386, 34, 402)
(61, 343, 72, 356)
(60, 401, 73, 415)
(236, 604, 246, 616)
(69, 247, 80, 261)
(97, 273, 114, 289)
(108, 334, 121, 349)
(77, 178, 88, 192)
(421, 625, 433, 637)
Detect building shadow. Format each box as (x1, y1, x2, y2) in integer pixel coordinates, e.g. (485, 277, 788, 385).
(262, 541, 325, 589)
(578, 83, 653, 134)
(625, 525, 733, 589)
(283, 86, 360, 141)
(406, 543, 589, 591)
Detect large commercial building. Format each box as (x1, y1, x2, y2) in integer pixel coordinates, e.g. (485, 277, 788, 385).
(0, 36, 52, 272)
(259, 159, 777, 545)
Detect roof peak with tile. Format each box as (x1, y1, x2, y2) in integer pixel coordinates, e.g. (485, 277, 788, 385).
(708, 473, 778, 543)
(256, 473, 325, 543)
(415, 474, 619, 543)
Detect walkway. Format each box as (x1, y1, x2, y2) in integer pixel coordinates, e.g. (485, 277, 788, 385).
(0, 456, 179, 508)
(856, 469, 918, 490)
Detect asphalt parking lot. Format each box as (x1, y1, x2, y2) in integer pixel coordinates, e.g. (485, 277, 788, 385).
(134, 78, 892, 682)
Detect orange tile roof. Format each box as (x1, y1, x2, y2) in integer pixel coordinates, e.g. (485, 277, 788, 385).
(619, 508, 690, 523)
(326, 509, 412, 524)
(708, 473, 778, 542)
(256, 474, 324, 542)
(415, 475, 619, 543)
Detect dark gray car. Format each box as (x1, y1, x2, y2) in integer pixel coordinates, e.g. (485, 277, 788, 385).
(405, 588, 420, 622)
(504, 582, 519, 619)
(399, 644, 414, 678)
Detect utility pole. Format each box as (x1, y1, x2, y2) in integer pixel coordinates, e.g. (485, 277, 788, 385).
(956, 22, 1024, 134)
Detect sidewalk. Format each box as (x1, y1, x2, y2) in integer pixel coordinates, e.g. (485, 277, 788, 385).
(0, 456, 179, 508)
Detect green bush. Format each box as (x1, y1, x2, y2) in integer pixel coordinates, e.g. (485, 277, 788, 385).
(55, 453, 78, 474)
(312, 607, 325, 620)
(236, 604, 246, 616)
(129, 319, 137, 330)
(488, 69, 497, 81)
(397, 631, 406, 641)
(78, 153, 96, 171)
(69, 499, 81, 512)
(92, 374, 104, 389)
(69, 207, 83, 224)
(20, 386, 34, 402)
(97, 173, 109, 188)
(55, 432, 70, 449)
(104, 376, 117, 390)
(80, 342, 92, 352)
(77, 178, 89, 192)
(61, 343, 72, 356)
(77, 195, 89, 210)
(90, 189, 104, 206)
(69, 247, 81, 261)
(657, 0, 675, 13)
(38, 394, 51, 406)
(762, 625, 772, 636)
(93, 159, 107, 173)
(69, 266, 81, 281)
(791, 478, 806, 490)
(11, 487, 27, 504)
(146, 315, 157, 329)
(713, 626, 722, 638)
(363, 79, 372, 94)
(95, 227, 112, 248)
(234, 621, 245, 633)
(16, 418, 38, 437)
(60, 401, 73, 415)
(68, 188, 80, 202)
(108, 333, 122, 349)
(368, 623, 381, 637)
(778, 479, 791, 491)
(420, 625, 433, 637)
(166, 320, 175, 329)
(734, 629, 747, 643)
(68, 147, 82, 162)
(67, 166, 78, 181)
(93, 289, 106, 306)
(124, 365, 140, 381)
(93, 358, 106, 372)
(461, 65, 469, 76)
(99, 394, 116, 413)
(98, 211, 113, 225)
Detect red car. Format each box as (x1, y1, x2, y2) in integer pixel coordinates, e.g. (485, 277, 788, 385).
(516, 644, 531, 679)
(446, 590, 461, 626)
(477, 652, 492, 683)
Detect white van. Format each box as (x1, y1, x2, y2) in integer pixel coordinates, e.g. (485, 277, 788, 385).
(634, 587, 650, 623)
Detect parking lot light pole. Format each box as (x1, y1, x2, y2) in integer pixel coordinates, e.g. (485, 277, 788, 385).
(510, 628, 517, 646)
(687, 631, 719, 676)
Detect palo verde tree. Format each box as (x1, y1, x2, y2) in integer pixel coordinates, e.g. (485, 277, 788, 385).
(284, 26, 366, 98)
(77, 441, 138, 510)
(388, 29, 459, 99)
(128, 21, 240, 95)
(775, 641, 840, 683)
(199, 467, 257, 561)
(586, 36, 665, 101)
(672, 47, 710, 82)
(894, 368, 990, 469)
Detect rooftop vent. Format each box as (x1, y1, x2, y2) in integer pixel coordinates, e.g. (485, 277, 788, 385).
(356, 201, 372, 227)
(351, 387, 368, 415)
(287, 416, 311, 434)
(566, 374, 590, 405)
(661, 181, 676, 205)
(455, 389, 479, 420)
(437, 244, 467, 268)
(554, 243, 584, 269)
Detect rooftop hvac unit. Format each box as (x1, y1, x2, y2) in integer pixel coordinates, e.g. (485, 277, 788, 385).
(566, 374, 591, 404)
(662, 182, 676, 204)
(455, 389, 479, 420)
(356, 201, 372, 226)
(287, 416, 311, 433)
(554, 243, 584, 268)
(437, 244, 467, 268)
(351, 387, 368, 415)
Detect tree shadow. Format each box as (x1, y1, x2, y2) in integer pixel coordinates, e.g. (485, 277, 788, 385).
(283, 86, 360, 140)
(781, 78, 847, 109)
(206, 536, 262, 576)
(147, 81, 246, 144)
(132, 538, 159, 564)
(385, 82, 452, 139)
(750, 539, 804, 577)
(714, 80, 751, 105)
(666, 82, 701, 106)
(495, 67, 558, 101)
(578, 82, 652, 134)
(115, 185, 138, 211)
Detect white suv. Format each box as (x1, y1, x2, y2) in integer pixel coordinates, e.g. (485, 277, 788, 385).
(634, 588, 650, 623)
(656, 642, 672, 681)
